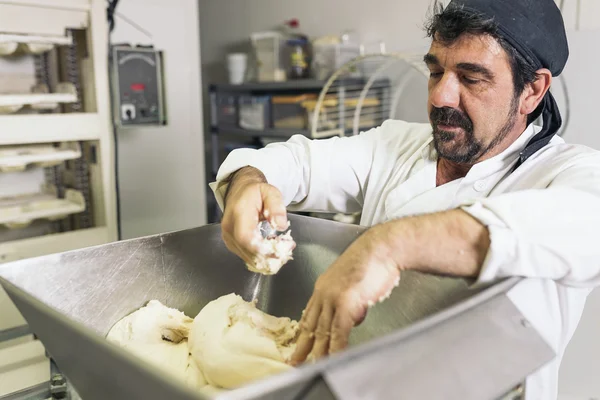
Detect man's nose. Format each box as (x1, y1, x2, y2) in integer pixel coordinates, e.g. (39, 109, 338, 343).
(430, 74, 460, 109)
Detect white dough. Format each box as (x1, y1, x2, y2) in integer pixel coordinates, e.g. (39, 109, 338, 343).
(106, 295, 298, 396)
(106, 300, 208, 389)
(107, 300, 193, 344)
(247, 223, 296, 275)
(188, 293, 298, 389)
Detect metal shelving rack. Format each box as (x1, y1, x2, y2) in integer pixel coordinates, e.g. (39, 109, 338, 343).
(0, 1, 118, 398)
(0, 0, 118, 260)
(208, 78, 392, 175)
(208, 80, 330, 223)
(207, 78, 390, 223)
(208, 79, 326, 177)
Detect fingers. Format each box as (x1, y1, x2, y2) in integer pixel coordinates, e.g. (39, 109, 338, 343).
(290, 298, 321, 366)
(329, 307, 356, 354)
(221, 211, 258, 265)
(308, 301, 333, 360)
(222, 232, 255, 265)
(221, 186, 263, 262)
(222, 183, 289, 267)
(289, 294, 361, 366)
(290, 300, 356, 365)
(261, 185, 287, 230)
(222, 233, 256, 267)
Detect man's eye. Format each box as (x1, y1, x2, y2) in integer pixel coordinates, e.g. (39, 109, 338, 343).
(429, 72, 443, 79)
(463, 76, 480, 84)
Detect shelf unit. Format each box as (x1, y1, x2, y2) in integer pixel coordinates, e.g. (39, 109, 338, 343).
(0, 0, 118, 261)
(208, 79, 327, 178)
(209, 79, 326, 92)
(208, 78, 392, 177)
(207, 78, 388, 225)
(217, 126, 312, 139)
(0, 1, 118, 397)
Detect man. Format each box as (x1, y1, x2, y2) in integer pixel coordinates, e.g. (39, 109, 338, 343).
(210, 0, 600, 398)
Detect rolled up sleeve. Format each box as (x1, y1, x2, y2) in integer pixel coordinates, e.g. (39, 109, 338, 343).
(461, 202, 520, 285)
(208, 144, 305, 210)
(461, 154, 600, 288)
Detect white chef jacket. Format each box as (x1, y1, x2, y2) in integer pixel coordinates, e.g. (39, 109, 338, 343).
(209, 120, 600, 400)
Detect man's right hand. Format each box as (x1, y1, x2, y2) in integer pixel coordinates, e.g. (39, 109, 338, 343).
(221, 167, 288, 265)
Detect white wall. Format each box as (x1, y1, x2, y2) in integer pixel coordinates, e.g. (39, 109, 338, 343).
(560, 291, 600, 399)
(199, 0, 432, 82)
(555, 28, 600, 400)
(198, 1, 600, 398)
(112, 0, 206, 239)
(555, 29, 600, 149)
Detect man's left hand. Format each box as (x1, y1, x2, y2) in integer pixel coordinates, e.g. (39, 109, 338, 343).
(289, 228, 400, 365)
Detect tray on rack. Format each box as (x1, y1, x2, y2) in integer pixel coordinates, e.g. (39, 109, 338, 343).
(0, 185, 85, 229)
(0, 142, 81, 172)
(0, 33, 72, 56)
(0, 83, 78, 114)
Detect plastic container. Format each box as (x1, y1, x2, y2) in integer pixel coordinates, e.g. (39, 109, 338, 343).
(283, 19, 311, 80)
(272, 94, 317, 130)
(215, 93, 238, 128)
(250, 32, 286, 82)
(238, 95, 270, 131)
(312, 34, 361, 80)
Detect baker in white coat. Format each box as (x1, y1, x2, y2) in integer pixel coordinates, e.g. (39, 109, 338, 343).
(210, 0, 600, 398)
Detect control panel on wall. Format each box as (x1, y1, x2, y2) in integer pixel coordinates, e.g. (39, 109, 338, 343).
(111, 45, 167, 127)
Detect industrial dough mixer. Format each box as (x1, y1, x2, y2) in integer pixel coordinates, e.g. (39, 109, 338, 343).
(0, 214, 553, 400)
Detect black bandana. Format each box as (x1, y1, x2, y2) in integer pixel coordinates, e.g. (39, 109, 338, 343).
(449, 0, 569, 168)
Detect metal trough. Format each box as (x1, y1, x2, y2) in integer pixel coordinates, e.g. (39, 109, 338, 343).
(0, 214, 554, 399)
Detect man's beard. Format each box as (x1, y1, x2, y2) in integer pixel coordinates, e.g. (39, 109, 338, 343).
(430, 97, 519, 164)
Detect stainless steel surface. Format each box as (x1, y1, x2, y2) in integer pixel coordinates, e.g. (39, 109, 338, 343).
(322, 295, 544, 400)
(0, 214, 555, 400)
(0, 214, 365, 336)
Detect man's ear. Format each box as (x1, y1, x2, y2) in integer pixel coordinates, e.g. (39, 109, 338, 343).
(520, 68, 552, 116)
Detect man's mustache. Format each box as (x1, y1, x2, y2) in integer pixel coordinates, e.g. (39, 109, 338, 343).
(430, 107, 473, 132)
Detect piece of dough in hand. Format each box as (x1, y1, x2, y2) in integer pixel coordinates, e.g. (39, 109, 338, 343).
(247, 224, 296, 275)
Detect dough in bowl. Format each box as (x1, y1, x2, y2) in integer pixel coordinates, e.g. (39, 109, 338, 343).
(106, 294, 299, 395)
(188, 293, 299, 389)
(106, 300, 208, 390)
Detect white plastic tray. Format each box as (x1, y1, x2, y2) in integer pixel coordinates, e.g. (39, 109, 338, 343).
(0, 33, 72, 56)
(0, 83, 78, 114)
(0, 186, 85, 229)
(0, 142, 81, 172)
